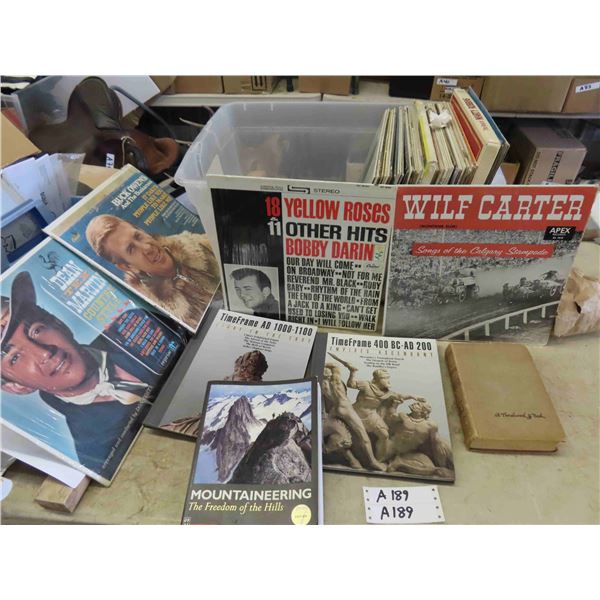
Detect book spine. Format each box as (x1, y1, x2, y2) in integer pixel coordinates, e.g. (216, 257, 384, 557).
(472, 144, 501, 184)
(467, 87, 508, 145)
(450, 99, 483, 160)
(445, 346, 477, 448)
(453, 88, 498, 144)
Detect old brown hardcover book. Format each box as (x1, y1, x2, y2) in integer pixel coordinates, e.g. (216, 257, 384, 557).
(445, 343, 565, 452)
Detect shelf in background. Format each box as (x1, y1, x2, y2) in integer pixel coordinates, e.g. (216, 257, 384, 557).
(150, 77, 600, 118)
(323, 80, 412, 104)
(490, 111, 599, 119)
(323, 80, 600, 119)
(150, 78, 320, 107)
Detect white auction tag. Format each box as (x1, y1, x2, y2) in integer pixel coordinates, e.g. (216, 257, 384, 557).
(575, 81, 600, 94)
(437, 77, 458, 87)
(363, 485, 445, 524)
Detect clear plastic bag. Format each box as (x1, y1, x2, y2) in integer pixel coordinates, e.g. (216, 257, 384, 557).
(53, 153, 85, 196)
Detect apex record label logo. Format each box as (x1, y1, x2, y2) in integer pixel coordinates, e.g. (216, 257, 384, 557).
(544, 225, 576, 241)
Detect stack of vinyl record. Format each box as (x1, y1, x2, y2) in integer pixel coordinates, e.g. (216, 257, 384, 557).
(363, 87, 509, 185)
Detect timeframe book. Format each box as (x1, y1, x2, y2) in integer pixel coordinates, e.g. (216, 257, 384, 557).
(316, 332, 454, 483)
(145, 307, 317, 438)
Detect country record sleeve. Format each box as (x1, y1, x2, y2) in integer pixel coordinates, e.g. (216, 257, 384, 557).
(45, 165, 220, 333)
(1, 239, 184, 485)
(383, 185, 597, 344)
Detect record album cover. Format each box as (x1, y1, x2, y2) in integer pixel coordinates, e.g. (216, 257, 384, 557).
(207, 175, 396, 332)
(1, 239, 184, 485)
(45, 165, 220, 333)
(384, 185, 596, 344)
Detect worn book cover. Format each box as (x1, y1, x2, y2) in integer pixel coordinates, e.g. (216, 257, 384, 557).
(446, 342, 565, 451)
(318, 333, 454, 482)
(450, 88, 502, 184)
(383, 185, 596, 344)
(0, 239, 184, 485)
(146, 308, 317, 438)
(207, 175, 396, 332)
(182, 378, 322, 524)
(45, 165, 220, 333)
(466, 88, 510, 184)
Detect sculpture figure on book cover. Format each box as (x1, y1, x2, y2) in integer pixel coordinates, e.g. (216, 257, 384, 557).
(162, 350, 269, 436)
(322, 353, 454, 480)
(321, 362, 385, 472)
(379, 398, 454, 478)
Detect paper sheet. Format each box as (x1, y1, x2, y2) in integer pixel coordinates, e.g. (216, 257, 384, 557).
(1, 477, 13, 501)
(2, 157, 56, 222)
(2, 426, 86, 488)
(1, 451, 16, 475)
(33, 154, 72, 217)
(363, 485, 445, 524)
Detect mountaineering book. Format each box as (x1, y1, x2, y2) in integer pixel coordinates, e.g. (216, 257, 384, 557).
(318, 332, 454, 482)
(45, 164, 220, 333)
(446, 342, 565, 452)
(383, 184, 597, 345)
(0, 239, 184, 485)
(145, 308, 318, 438)
(182, 378, 322, 525)
(207, 175, 396, 332)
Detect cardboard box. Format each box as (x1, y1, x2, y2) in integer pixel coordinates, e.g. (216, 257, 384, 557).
(500, 162, 520, 185)
(78, 165, 117, 190)
(222, 76, 277, 94)
(173, 76, 224, 94)
(1, 114, 40, 168)
(150, 76, 177, 94)
(509, 123, 587, 184)
(562, 76, 600, 113)
(481, 76, 572, 113)
(430, 76, 484, 101)
(298, 76, 352, 96)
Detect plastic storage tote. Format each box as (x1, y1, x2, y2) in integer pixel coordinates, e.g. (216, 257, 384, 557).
(174, 101, 393, 245)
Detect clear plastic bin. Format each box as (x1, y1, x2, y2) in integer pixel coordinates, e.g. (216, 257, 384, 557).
(175, 101, 393, 213)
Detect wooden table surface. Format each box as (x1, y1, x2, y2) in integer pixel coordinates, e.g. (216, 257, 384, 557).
(2, 243, 598, 525)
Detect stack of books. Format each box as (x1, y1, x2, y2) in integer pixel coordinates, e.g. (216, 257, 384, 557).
(363, 88, 508, 185)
